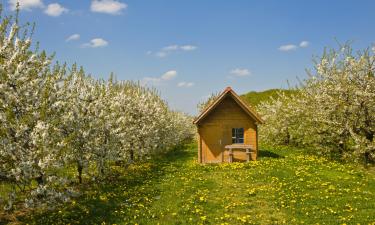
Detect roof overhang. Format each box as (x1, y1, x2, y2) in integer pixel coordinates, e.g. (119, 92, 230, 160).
(193, 87, 264, 125)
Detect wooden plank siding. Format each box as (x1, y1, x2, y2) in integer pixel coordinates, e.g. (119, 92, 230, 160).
(197, 95, 258, 163)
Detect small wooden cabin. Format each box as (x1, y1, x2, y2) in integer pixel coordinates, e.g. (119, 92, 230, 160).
(193, 87, 264, 163)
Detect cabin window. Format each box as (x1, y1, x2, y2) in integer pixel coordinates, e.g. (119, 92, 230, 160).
(232, 128, 244, 144)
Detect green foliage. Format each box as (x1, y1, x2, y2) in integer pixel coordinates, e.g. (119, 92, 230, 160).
(7, 144, 375, 224)
(197, 89, 296, 114)
(241, 89, 296, 107)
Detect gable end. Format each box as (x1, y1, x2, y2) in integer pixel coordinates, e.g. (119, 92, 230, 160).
(193, 87, 264, 125)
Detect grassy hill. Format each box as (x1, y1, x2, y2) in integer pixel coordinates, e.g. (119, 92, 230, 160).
(18, 143, 375, 224)
(241, 89, 296, 107)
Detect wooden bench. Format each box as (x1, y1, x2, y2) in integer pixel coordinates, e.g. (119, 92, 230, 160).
(225, 144, 254, 163)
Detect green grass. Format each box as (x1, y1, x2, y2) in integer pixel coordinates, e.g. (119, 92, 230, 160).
(6, 144, 375, 224)
(241, 89, 297, 107)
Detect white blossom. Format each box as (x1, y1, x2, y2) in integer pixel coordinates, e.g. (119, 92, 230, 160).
(0, 11, 194, 210)
(258, 44, 375, 163)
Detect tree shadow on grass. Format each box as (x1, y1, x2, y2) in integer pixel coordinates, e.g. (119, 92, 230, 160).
(20, 144, 195, 225)
(258, 149, 284, 159)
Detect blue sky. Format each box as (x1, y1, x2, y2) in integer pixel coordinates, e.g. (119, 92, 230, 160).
(5, 0, 375, 115)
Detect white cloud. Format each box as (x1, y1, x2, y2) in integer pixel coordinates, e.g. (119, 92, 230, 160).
(141, 70, 177, 86)
(230, 68, 250, 77)
(163, 45, 179, 51)
(177, 82, 194, 87)
(155, 51, 168, 58)
(299, 41, 310, 48)
(180, 45, 197, 51)
(177, 82, 185, 87)
(82, 38, 109, 48)
(152, 44, 198, 58)
(91, 0, 127, 15)
(66, 34, 80, 42)
(9, 0, 44, 11)
(161, 70, 177, 80)
(278, 44, 298, 52)
(44, 3, 68, 17)
(279, 41, 310, 52)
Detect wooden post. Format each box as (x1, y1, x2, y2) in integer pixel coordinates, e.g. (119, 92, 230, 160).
(256, 125, 259, 160)
(246, 148, 251, 162)
(229, 148, 233, 163)
(198, 131, 202, 163)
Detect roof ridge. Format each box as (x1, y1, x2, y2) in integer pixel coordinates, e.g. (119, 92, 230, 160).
(193, 87, 264, 124)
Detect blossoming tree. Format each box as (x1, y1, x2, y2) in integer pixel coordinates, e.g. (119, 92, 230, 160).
(0, 10, 194, 210)
(258, 44, 375, 163)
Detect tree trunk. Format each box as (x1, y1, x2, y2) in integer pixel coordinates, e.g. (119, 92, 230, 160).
(98, 157, 105, 177)
(284, 127, 290, 145)
(35, 173, 44, 185)
(130, 149, 134, 161)
(77, 162, 83, 184)
(129, 142, 135, 162)
(364, 131, 374, 164)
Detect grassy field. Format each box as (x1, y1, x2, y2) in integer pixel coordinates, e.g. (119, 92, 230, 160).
(5, 143, 375, 224)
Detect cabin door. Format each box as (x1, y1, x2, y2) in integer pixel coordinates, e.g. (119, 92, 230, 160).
(201, 124, 224, 163)
(221, 125, 232, 162)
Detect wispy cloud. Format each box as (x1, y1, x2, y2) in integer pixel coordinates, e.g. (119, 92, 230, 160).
(44, 3, 68, 17)
(299, 41, 309, 48)
(163, 45, 179, 51)
(278, 44, 298, 52)
(82, 38, 109, 48)
(177, 82, 194, 88)
(229, 68, 251, 77)
(180, 45, 197, 51)
(161, 70, 177, 80)
(141, 70, 177, 86)
(9, 0, 44, 11)
(66, 34, 80, 42)
(155, 51, 168, 58)
(149, 44, 198, 58)
(91, 0, 127, 15)
(279, 41, 310, 51)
